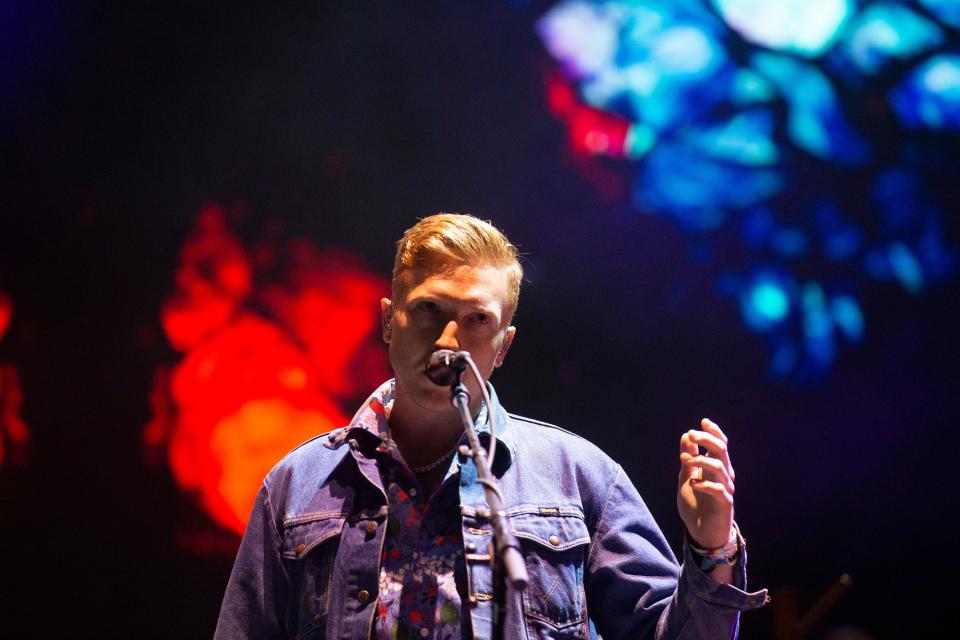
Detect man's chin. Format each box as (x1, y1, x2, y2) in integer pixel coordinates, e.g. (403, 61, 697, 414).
(396, 376, 455, 411)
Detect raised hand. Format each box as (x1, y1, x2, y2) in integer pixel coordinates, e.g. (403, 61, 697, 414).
(677, 418, 735, 549)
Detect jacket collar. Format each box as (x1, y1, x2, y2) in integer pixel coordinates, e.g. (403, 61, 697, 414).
(326, 379, 516, 471)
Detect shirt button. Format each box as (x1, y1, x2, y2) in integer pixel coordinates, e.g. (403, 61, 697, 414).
(548, 535, 560, 546)
(420, 628, 429, 637)
(409, 488, 417, 497)
(357, 589, 371, 603)
(295, 543, 306, 555)
(365, 521, 378, 534)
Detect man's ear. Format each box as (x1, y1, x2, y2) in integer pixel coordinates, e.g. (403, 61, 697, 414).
(380, 298, 393, 343)
(494, 326, 516, 368)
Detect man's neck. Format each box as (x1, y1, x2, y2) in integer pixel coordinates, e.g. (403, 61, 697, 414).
(387, 391, 481, 459)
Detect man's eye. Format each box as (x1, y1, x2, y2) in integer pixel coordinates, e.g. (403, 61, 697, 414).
(416, 301, 440, 313)
(469, 313, 490, 325)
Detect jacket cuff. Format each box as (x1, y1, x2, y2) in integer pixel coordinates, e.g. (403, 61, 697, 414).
(680, 527, 769, 611)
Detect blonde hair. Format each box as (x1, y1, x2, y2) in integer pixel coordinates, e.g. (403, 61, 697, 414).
(392, 213, 523, 316)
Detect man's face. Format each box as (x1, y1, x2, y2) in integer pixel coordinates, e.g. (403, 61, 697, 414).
(381, 262, 516, 416)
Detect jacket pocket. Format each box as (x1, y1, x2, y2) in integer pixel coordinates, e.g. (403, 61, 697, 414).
(281, 514, 346, 640)
(511, 510, 591, 639)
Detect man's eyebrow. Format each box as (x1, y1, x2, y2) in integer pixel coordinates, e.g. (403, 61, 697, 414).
(407, 293, 501, 313)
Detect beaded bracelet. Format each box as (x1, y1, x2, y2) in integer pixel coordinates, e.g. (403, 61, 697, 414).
(689, 523, 742, 573)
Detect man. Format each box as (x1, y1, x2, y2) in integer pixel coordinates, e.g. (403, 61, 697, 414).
(215, 213, 767, 639)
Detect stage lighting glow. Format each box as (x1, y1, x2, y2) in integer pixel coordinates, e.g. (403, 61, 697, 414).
(843, 3, 944, 75)
(891, 54, 960, 131)
(751, 52, 868, 164)
(771, 229, 807, 257)
(537, 0, 958, 379)
(146, 203, 389, 536)
(770, 344, 798, 376)
(816, 202, 862, 261)
(801, 283, 835, 367)
(635, 142, 783, 224)
(625, 123, 657, 158)
(0, 292, 10, 342)
(730, 68, 776, 105)
(536, 0, 618, 78)
(741, 208, 775, 249)
(829, 295, 864, 341)
(649, 26, 717, 75)
(692, 109, 779, 166)
(888, 242, 925, 293)
(918, 0, 960, 29)
(711, 0, 853, 56)
(0, 291, 29, 468)
(746, 280, 790, 327)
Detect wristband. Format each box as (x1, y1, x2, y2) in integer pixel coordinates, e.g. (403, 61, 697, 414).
(690, 523, 742, 573)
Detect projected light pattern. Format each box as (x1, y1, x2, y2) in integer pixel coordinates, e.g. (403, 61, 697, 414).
(0, 291, 29, 468)
(713, 0, 854, 57)
(891, 53, 960, 130)
(920, 0, 960, 28)
(841, 2, 944, 75)
(537, 0, 959, 378)
(0, 292, 11, 345)
(145, 203, 389, 535)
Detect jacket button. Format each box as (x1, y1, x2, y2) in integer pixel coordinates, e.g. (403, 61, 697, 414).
(295, 543, 306, 555)
(365, 521, 378, 534)
(357, 589, 371, 603)
(548, 535, 560, 546)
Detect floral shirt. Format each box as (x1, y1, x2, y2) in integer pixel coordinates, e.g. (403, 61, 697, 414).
(357, 385, 474, 640)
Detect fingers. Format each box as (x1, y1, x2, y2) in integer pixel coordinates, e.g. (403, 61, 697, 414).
(679, 418, 736, 487)
(688, 418, 735, 482)
(680, 430, 699, 455)
(678, 432, 700, 482)
(677, 419, 737, 548)
(687, 479, 733, 504)
(700, 418, 727, 445)
(680, 451, 734, 494)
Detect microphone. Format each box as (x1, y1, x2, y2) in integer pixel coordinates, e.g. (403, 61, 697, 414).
(425, 349, 469, 386)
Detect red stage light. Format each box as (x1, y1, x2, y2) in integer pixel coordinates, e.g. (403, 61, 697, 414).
(546, 74, 631, 158)
(147, 204, 389, 537)
(0, 292, 11, 342)
(0, 291, 30, 468)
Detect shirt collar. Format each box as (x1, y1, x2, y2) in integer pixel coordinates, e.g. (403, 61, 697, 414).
(336, 379, 516, 468)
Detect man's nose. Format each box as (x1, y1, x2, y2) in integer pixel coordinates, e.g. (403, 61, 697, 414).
(434, 320, 460, 350)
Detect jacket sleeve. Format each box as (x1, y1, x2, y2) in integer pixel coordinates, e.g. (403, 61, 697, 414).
(214, 483, 289, 639)
(585, 464, 767, 640)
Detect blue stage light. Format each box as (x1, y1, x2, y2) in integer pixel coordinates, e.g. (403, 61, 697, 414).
(730, 68, 777, 105)
(802, 284, 836, 367)
(772, 229, 808, 257)
(918, 0, 960, 29)
(841, 3, 943, 76)
(753, 283, 790, 321)
(712, 0, 853, 57)
(770, 343, 798, 377)
(752, 52, 869, 164)
(829, 295, 864, 342)
(692, 109, 779, 166)
(740, 273, 792, 332)
(536, 0, 959, 379)
(635, 143, 784, 226)
(741, 208, 776, 249)
(891, 54, 960, 131)
(888, 243, 925, 294)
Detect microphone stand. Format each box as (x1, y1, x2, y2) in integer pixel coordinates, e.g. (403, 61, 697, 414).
(447, 369, 528, 640)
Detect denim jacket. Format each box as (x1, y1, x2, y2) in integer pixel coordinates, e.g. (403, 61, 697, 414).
(215, 382, 768, 639)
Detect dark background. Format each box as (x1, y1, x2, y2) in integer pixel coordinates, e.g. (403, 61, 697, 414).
(2, 2, 957, 637)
